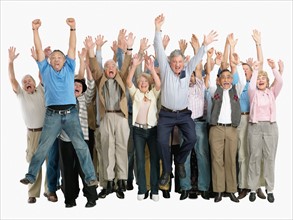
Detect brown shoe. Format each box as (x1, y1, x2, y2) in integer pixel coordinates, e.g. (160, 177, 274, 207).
(256, 188, 266, 199)
(28, 197, 36, 203)
(237, 189, 250, 199)
(44, 192, 58, 202)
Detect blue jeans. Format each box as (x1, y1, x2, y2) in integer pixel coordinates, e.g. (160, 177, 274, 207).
(25, 107, 97, 184)
(46, 138, 60, 193)
(180, 120, 211, 191)
(133, 126, 159, 194)
(157, 109, 196, 173)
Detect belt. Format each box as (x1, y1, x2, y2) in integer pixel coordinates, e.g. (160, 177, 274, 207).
(241, 112, 250, 115)
(161, 105, 188, 113)
(193, 116, 205, 122)
(106, 110, 122, 113)
(134, 123, 154, 129)
(216, 123, 232, 127)
(28, 127, 42, 132)
(47, 106, 75, 115)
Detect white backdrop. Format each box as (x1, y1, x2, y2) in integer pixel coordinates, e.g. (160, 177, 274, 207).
(1, 1, 292, 219)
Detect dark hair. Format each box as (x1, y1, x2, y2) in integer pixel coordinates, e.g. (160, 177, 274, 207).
(242, 63, 253, 72)
(51, 49, 66, 58)
(217, 68, 231, 77)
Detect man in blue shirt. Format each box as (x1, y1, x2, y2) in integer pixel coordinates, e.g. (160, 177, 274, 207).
(20, 18, 98, 188)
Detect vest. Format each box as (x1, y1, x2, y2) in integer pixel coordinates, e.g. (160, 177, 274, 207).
(210, 85, 241, 127)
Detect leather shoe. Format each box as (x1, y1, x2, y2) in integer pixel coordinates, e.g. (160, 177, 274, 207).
(98, 189, 108, 198)
(249, 192, 256, 202)
(177, 163, 186, 178)
(257, 188, 266, 199)
(162, 190, 170, 199)
(44, 192, 58, 202)
(116, 190, 125, 199)
(228, 193, 239, 203)
(237, 188, 250, 199)
(201, 191, 210, 200)
(189, 191, 198, 199)
(159, 172, 170, 189)
(65, 200, 76, 208)
(20, 178, 32, 185)
(214, 192, 222, 203)
(28, 197, 36, 203)
(126, 181, 134, 190)
(267, 193, 275, 203)
(180, 190, 189, 200)
(85, 200, 96, 208)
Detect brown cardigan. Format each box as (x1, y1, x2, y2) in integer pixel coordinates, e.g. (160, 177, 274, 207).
(89, 54, 131, 120)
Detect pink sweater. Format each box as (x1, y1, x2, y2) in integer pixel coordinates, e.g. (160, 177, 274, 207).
(248, 68, 283, 123)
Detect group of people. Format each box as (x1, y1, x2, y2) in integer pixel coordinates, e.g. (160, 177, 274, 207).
(10, 14, 283, 208)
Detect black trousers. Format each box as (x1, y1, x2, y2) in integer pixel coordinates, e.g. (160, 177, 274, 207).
(59, 139, 98, 204)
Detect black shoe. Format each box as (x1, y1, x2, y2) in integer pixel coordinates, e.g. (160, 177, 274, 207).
(20, 178, 32, 185)
(106, 181, 115, 194)
(159, 172, 170, 188)
(180, 190, 189, 200)
(126, 180, 134, 190)
(228, 193, 239, 203)
(116, 190, 125, 199)
(65, 200, 76, 208)
(267, 193, 275, 203)
(257, 188, 266, 199)
(98, 189, 108, 199)
(201, 191, 210, 200)
(162, 190, 170, 199)
(237, 189, 250, 199)
(214, 192, 222, 203)
(249, 192, 256, 202)
(189, 191, 198, 199)
(177, 163, 186, 178)
(85, 200, 96, 208)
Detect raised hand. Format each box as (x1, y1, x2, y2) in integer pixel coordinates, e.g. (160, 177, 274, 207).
(203, 30, 218, 46)
(126, 32, 135, 49)
(155, 14, 165, 31)
(278, 60, 284, 74)
(32, 19, 41, 30)
(95, 35, 107, 50)
(83, 36, 95, 50)
(44, 46, 52, 59)
(190, 34, 200, 54)
(246, 57, 254, 67)
(162, 35, 170, 50)
(178, 39, 187, 55)
(267, 58, 276, 69)
(252, 29, 261, 45)
(8, 47, 19, 63)
(66, 18, 76, 28)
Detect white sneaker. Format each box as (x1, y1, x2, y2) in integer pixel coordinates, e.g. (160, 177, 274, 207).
(151, 194, 159, 202)
(137, 194, 145, 201)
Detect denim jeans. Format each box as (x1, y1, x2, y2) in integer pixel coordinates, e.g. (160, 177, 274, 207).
(133, 126, 159, 194)
(180, 120, 211, 191)
(46, 138, 60, 193)
(25, 107, 97, 184)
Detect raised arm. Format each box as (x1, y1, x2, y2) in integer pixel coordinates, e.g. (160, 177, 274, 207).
(76, 47, 87, 79)
(8, 47, 20, 92)
(145, 56, 161, 91)
(179, 39, 188, 55)
(227, 33, 238, 74)
(221, 34, 230, 70)
(66, 18, 76, 59)
(32, 19, 45, 62)
(252, 29, 263, 71)
(190, 34, 200, 55)
(267, 59, 283, 97)
(126, 54, 143, 88)
(95, 34, 107, 69)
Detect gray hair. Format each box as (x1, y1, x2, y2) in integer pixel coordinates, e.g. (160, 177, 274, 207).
(169, 49, 185, 62)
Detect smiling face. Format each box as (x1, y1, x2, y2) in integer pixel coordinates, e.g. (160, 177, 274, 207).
(104, 60, 117, 79)
(170, 55, 184, 75)
(242, 63, 253, 81)
(137, 74, 150, 94)
(219, 70, 233, 90)
(22, 75, 36, 94)
(49, 51, 66, 72)
(257, 71, 269, 91)
(74, 81, 83, 97)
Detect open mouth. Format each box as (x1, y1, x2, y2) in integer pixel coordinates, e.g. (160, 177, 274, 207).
(26, 85, 32, 90)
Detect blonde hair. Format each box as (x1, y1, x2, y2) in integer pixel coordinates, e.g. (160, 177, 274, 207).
(258, 70, 270, 88)
(136, 73, 152, 88)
